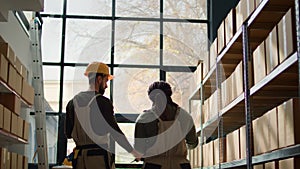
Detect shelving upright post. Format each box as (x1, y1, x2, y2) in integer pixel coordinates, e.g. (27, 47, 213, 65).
(242, 23, 253, 169)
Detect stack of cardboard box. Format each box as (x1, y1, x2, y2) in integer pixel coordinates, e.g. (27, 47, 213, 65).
(0, 36, 32, 168)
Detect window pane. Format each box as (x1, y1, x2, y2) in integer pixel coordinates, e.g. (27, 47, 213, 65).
(115, 123, 140, 164)
(163, 22, 207, 66)
(67, 0, 112, 16)
(164, 0, 207, 19)
(42, 18, 62, 62)
(166, 72, 195, 110)
(62, 66, 111, 112)
(65, 19, 111, 63)
(46, 116, 59, 163)
(116, 0, 160, 18)
(115, 21, 159, 65)
(41, 0, 64, 15)
(43, 66, 61, 112)
(113, 68, 159, 114)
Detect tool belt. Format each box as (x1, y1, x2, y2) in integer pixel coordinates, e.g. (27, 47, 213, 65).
(72, 144, 109, 169)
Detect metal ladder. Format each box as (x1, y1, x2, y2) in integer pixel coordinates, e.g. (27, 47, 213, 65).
(29, 17, 49, 169)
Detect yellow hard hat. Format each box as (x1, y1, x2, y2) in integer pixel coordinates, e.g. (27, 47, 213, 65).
(84, 62, 113, 80)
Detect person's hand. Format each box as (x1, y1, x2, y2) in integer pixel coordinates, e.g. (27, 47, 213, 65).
(130, 149, 143, 162)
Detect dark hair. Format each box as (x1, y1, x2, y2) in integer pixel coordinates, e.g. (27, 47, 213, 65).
(88, 73, 106, 84)
(148, 81, 173, 103)
(148, 81, 178, 120)
(148, 81, 172, 96)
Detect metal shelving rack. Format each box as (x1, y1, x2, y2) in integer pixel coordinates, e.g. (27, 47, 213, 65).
(189, 0, 300, 168)
(0, 45, 31, 151)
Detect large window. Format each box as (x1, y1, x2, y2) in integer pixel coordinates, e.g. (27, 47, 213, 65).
(40, 0, 208, 165)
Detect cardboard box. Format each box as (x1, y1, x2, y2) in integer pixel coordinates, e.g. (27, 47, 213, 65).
(194, 63, 202, 87)
(193, 147, 199, 167)
(226, 129, 240, 162)
(197, 146, 203, 167)
(17, 154, 23, 169)
(277, 98, 300, 148)
(203, 52, 209, 79)
(265, 161, 277, 169)
(235, 0, 247, 30)
(15, 72, 23, 96)
(267, 108, 278, 152)
(221, 78, 228, 108)
(240, 124, 254, 159)
(0, 54, 8, 83)
(247, 0, 255, 18)
(14, 56, 22, 74)
(277, 8, 296, 63)
(6, 151, 10, 169)
(11, 112, 18, 135)
(8, 63, 17, 91)
(209, 38, 218, 69)
(217, 21, 225, 54)
(10, 152, 17, 169)
(230, 70, 237, 102)
(213, 138, 226, 165)
(0, 93, 21, 116)
(20, 64, 28, 80)
(23, 120, 29, 141)
(227, 74, 233, 105)
(23, 156, 28, 169)
(3, 107, 11, 132)
(253, 42, 266, 85)
(265, 27, 279, 74)
(279, 158, 300, 169)
(209, 91, 218, 119)
(0, 104, 3, 129)
(0, 147, 7, 169)
(253, 107, 278, 155)
(239, 125, 246, 159)
(225, 8, 236, 45)
(21, 79, 35, 105)
(254, 164, 264, 169)
(235, 61, 243, 96)
(255, 0, 262, 8)
(17, 117, 23, 138)
(213, 139, 219, 165)
(0, 43, 15, 64)
(221, 73, 234, 108)
(253, 114, 268, 155)
(202, 142, 214, 167)
(207, 141, 214, 166)
(203, 99, 209, 124)
(236, 0, 255, 30)
(202, 143, 207, 167)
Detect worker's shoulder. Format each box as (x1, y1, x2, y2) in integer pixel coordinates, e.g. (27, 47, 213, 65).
(136, 109, 157, 123)
(177, 107, 193, 120)
(95, 95, 112, 104)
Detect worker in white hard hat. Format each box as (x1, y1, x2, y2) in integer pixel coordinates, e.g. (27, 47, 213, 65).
(65, 62, 142, 169)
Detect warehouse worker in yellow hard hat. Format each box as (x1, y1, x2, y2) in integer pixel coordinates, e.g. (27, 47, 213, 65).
(65, 62, 142, 169)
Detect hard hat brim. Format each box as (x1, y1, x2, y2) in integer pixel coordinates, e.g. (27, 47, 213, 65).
(84, 72, 114, 80)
